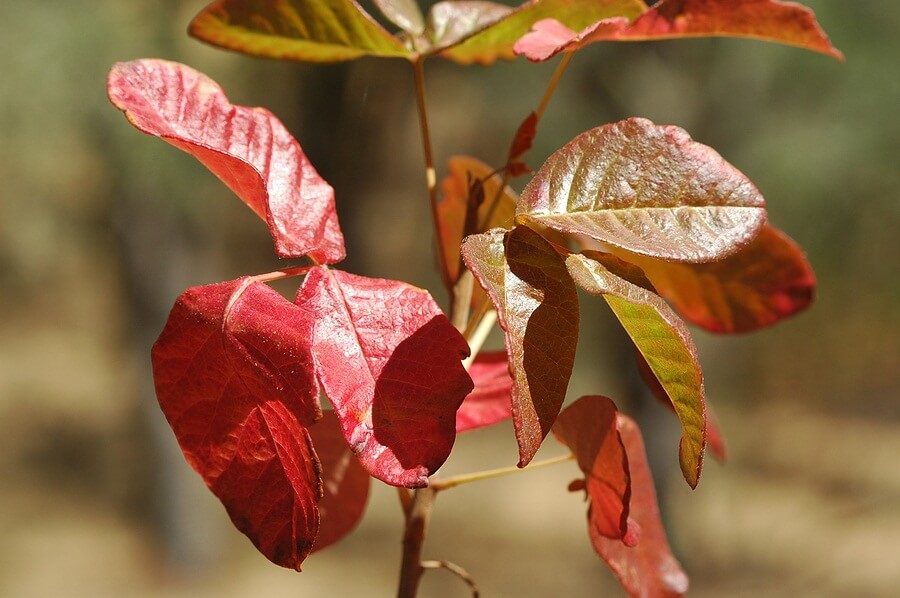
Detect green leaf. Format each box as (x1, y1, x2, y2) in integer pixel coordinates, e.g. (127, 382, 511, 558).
(374, 0, 425, 35)
(566, 251, 707, 488)
(461, 226, 579, 467)
(435, 0, 646, 65)
(190, 0, 410, 63)
(519, 117, 767, 263)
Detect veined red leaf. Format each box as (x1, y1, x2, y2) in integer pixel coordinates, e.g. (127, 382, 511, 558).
(509, 111, 538, 163)
(435, 0, 646, 65)
(634, 349, 726, 462)
(553, 396, 639, 546)
(460, 226, 579, 466)
(566, 252, 706, 487)
(295, 267, 473, 487)
(309, 411, 371, 553)
(456, 351, 514, 433)
(516, 0, 843, 62)
(190, 0, 411, 62)
(619, 224, 816, 334)
(519, 118, 767, 263)
(107, 59, 345, 264)
(374, 0, 426, 35)
(592, 415, 690, 597)
(438, 156, 518, 284)
(151, 278, 322, 570)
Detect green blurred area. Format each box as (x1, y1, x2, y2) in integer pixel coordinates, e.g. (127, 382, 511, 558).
(1, 1, 897, 596)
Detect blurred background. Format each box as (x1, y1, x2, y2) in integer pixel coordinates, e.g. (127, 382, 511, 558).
(1, 1, 897, 596)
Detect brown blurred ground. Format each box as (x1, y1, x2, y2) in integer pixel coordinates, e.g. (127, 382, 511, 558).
(1, 1, 897, 596)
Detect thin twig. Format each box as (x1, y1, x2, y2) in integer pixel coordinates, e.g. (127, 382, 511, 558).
(462, 309, 497, 370)
(421, 560, 480, 597)
(250, 265, 314, 283)
(431, 453, 575, 492)
(535, 53, 574, 120)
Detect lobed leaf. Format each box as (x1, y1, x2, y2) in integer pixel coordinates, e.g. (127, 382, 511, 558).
(515, 0, 843, 62)
(591, 415, 690, 597)
(108, 59, 345, 263)
(151, 278, 322, 570)
(435, 0, 646, 65)
(309, 411, 371, 553)
(190, 0, 410, 62)
(461, 226, 579, 466)
(519, 117, 767, 263)
(566, 252, 706, 487)
(456, 351, 514, 433)
(424, 1, 515, 56)
(295, 267, 473, 487)
(553, 396, 639, 545)
(374, 0, 426, 35)
(618, 224, 816, 334)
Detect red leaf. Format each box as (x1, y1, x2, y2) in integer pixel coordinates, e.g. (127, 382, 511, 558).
(461, 226, 579, 466)
(309, 411, 371, 553)
(508, 111, 538, 162)
(107, 59, 345, 263)
(592, 415, 690, 597)
(151, 278, 322, 570)
(456, 351, 514, 433)
(553, 397, 639, 546)
(515, 0, 843, 62)
(295, 267, 473, 487)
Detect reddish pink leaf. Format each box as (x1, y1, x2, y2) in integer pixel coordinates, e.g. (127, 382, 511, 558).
(553, 397, 639, 546)
(515, 0, 843, 62)
(456, 351, 514, 433)
(295, 267, 473, 488)
(309, 411, 371, 553)
(461, 226, 579, 466)
(151, 278, 322, 570)
(592, 415, 690, 597)
(108, 59, 345, 264)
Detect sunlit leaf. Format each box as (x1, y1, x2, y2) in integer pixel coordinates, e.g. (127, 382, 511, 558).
(374, 0, 425, 35)
(151, 278, 322, 570)
(515, 0, 843, 62)
(456, 351, 514, 433)
(591, 415, 690, 597)
(295, 267, 472, 487)
(436, 0, 646, 65)
(519, 117, 767, 263)
(461, 226, 579, 466)
(190, 0, 410, 62)
(309, 411, 371, 553)
(424, 1, 514, 55)
(553, 396, 639, 545)
(438, 156, 518, 284)
(107, 59, 345, 263)
(567, 252, 706, 487)
(619, 224, 816, 334)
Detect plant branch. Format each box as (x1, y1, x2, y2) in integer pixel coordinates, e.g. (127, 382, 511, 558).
(536, 53, 574, 120)
(250, 265, 314, 284)
(421, 560, 480, 597)
(397, 487, 437, 598)
(462, 309, 497, 370)
(431, 453, 575, 492)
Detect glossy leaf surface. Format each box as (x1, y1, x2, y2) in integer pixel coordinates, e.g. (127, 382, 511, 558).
(553, 396, 638, 545)
(375, 0, 425, 35)
(309, 411, 371, 553)
(436, 0, 645, 65)
(108, 59, 345, 263)
(456, 351, 514, 433)
(190, 0, 410, 62)
(295, 267, 472, 487)
(519, 118, 766, 263)
(620, 224, 815, 334)
(567, 252, 706, 487)
(425, 1, 514, 55)
(461, 227, 579, 466)
(515, 0, 843, 62)
(152, 278, 322, 570)
(591, 415, 690, 597)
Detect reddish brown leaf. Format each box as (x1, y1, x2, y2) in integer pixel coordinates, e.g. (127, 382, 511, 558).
(309, 411, 371, 553)
(553, 396, 639, 546)
(620, 224, 816, 334)
(151, 278, 322, 570)
(295, 267, 473, 488)
(592, 415, 689, 597)
(515, 0, 843, 62)
(461, 226, 579, 466)
(519, 118, 767, 264)
(456, 351, 514, 433)
(107, 59, 345, 263)
(508, 111, 538, 162)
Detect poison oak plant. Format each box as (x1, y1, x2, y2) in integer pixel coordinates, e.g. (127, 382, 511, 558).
(107, 1, 841, 595)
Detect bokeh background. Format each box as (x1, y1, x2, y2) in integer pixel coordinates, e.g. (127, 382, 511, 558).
(1, 1, 897, 596)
